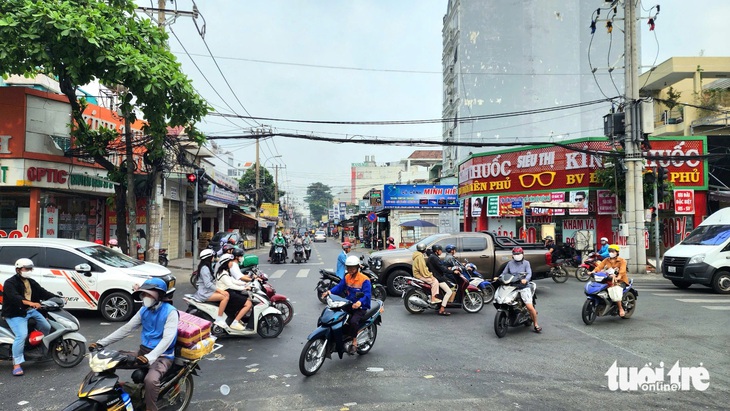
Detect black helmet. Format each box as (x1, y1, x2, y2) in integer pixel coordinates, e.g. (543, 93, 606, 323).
(431, 244, 443, 253)
(445, 244, 456, 252)
(416, 243, 427, 252)
(233, 248, 244, 257)
(223, 244, 234, 253)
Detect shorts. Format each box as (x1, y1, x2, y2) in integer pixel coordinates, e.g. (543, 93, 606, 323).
(518, 287, 534, 305)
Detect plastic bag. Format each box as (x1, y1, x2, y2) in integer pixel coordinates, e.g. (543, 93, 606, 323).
(608, 285, 623, 302)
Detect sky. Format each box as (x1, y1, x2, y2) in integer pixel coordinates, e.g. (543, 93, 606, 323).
(163, 0, 730, 209)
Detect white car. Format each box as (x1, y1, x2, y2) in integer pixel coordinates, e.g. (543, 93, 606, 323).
(0, 238, 175, 321)
(314, 230, 327, 242)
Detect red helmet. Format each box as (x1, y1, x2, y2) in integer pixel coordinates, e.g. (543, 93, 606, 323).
(342, 242, 352, 249)
(512, 247, 524, 255)
(28, 330, 44, 346)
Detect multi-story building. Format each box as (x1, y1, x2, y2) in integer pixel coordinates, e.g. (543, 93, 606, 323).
(350, 151, 442, 204)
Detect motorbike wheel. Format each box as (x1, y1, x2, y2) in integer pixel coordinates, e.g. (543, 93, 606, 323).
(356, 325, 378, 355)
(51, 338, 86, 368)
(157, 374, 194, 411)
(403, 288, 427, 314)
(551, 267, 569, 283)
(274, 300, 294, 325)
(299, 337, 326, 377)
(462, 291, 485, 313)
(581, 300, 597, 325)
(257, 313, 284, 338)
(575, 267, 590, 282)
(480, 284, 495, 304)
(372, 285, 387, 302)
(622, 292, 637, 319)
(494, 310, 508, 338)
(158, 257, 168, 267)
(190, 272, 199, 289)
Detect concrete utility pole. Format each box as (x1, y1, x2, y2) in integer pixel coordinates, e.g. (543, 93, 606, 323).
(623, 1, 647, 274)
(255, 137, 260, 248)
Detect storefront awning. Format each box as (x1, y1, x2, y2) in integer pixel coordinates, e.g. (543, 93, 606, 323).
(232, 210, 268, 227)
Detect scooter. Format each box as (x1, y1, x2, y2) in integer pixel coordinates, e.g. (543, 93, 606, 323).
(183, 289, 284, 339)
(299, 294, 383, 376)
(0, 296, 87, 368)
(245, 268, 295, 326)
(402, 272, 484, 314)
(304, 242, 312, 260)
(273, 245, 286, 264)
(493, 272, 536, 338)
(292, 243, 305, 263)
(575, 252, 602, 282)
(316, 268, 387, 303)
(61, 344, 220, 411)
(457, 261, 495, 304)
(547, 255, 570, 283)
(158, 248, 169, 267)
(582, 271, 638, 325)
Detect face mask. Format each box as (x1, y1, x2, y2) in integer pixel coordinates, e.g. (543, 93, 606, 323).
(513, 254, 524, 262)
(20, 271, 31, 279)
(609, 252, 617, 258)
(143, 296, 157, 308)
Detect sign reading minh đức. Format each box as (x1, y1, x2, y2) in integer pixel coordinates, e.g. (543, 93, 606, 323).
(383, 184, 459, 209)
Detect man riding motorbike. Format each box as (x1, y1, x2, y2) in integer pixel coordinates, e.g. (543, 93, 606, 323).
(90, 278, 178, 411)
(336, 242, 352, 279)
(412, 243, 442, 305)
(597, 237, 610, 259)
(268, 231, 287, 262)
(495, 247, 541, 332)
(321, 255, 371, 355)
(590, 244, 628, 317)
(426, 245, 455, 316)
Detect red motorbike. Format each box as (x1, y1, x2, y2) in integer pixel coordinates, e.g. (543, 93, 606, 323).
(575, 252, 603, 282)
(402, 272, 485, 314)
(246, 269, 294, 326)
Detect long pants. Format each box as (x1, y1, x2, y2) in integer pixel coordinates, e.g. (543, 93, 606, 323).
(346, 308, 367, 339)
(134, 345, 172, 411)
(418, 276, 440, 301)
(438, 282, 453, 308)
(6, 309, 51, 365)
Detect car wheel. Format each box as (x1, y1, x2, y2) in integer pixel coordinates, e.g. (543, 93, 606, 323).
(386, 269, 410, 296)
(671, 280, 692, 289)
(100, 291, 134, 322)
(711, 271, 730, 294)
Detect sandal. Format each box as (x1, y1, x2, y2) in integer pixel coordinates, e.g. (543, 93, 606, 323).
(12, 367, 24, 376)
(437, 311, 452, 316)
(533, 326, 542, 333)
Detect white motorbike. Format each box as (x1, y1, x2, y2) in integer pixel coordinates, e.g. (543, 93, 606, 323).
(183, 285, 284, 339)
(0, 296, 87, 368)
(492, 272, 536, 338)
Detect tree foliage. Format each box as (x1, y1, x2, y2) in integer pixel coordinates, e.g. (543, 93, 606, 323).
(238, 165, 284, 206)
(305, 182, 333, 222)
(593, 154, 674, 211)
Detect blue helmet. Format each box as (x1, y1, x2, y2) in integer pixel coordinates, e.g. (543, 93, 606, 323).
(133, 277, 168, 301)
(445, 244, 456, 253)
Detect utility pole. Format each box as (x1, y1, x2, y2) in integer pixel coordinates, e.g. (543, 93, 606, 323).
(623, 0, 647, 274)
(255, 137, 261, 248)
(124, 99, 137, 259)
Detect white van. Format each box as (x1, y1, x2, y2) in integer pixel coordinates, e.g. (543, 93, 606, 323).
(662, 208, 730, 293)
(0, 238, 176, 321)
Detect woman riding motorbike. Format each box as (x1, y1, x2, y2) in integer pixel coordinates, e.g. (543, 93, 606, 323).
(192, 249, 230, 329)
(214, 254, 253, 331)
(590, 244, 628, 317)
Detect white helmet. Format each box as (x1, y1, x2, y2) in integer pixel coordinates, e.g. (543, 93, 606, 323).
(199, 249, 215, 260)
(15, 258, 34, 270)
(600, 237, 608, 243)
(218, 253, 234, 266)
(345, 255, 360, 267)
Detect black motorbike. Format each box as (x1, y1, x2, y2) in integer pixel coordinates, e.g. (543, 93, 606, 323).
(316, 268, 387, 303)
(158, 248, 169, 267)
(272, 244, 286, 264)
(492, 272, 536, 338)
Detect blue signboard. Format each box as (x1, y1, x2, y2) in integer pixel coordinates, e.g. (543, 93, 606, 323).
(383, 185, 459, 209)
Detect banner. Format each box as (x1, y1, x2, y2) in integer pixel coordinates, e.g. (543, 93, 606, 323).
(471, 197, 483, 217)
(597, 190, 618, 215)
(674, 189, 695, 215)
(260, 203, 279, 218)
(568, 190, 588, 215)
(383, 185, 458, 209)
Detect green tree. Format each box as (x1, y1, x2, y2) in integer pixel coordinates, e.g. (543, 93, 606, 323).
(238, 165, 284, 206)
(0, 0, 209, 252)
(593, 154, 673, 211)
(305, 182, 333, 222)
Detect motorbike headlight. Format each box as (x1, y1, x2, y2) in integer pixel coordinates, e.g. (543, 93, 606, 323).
(688, 254, 705, 265)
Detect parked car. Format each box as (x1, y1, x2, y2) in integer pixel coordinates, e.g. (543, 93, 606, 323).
(208, 231, 244, 253)
(0, 238, 176, 322)
(368, 232, 550, 296)
(314, 230, 327, 242)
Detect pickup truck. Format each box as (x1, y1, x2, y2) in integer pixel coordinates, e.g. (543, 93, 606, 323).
(368, 232, 551, 296)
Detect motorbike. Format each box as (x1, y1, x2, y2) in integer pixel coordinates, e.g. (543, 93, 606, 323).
(547, 255, 570, 283)
(61, 344, 220, 411)
(0, 296, 86, 368)
(244, 267, 294, 326)
(402, 271, 484, 314)
(183, 287, 284, 339)
(273, 244, 286, 264)
(292, 243, 305, 263)
(316, 268, 387, 303)
(299, 294, 383, 376)
(303, 242, 312, 261)
(582, 271, 638, 325)
(158, 248, 169, 267)
(493, 272, 536, 338)
(455, 261, 495, 304)
(575, 252, 602, 282)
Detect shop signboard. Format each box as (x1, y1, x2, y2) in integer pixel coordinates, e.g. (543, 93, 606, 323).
(471, 197, 483, 217)
(674, 189, 695, 215)
(486, 196, 499, 217)
(383, 185, 458, 209)
(597, 190, 618, 215)
(562, 219, 596, 247)
(260, 203, 279, 218)
(551, 192, 566, 216)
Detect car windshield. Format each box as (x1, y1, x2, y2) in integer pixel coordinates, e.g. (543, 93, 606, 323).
(682, 225, 730, 246)
(315, 231, 325, 235)
(77, 245, 144, 268)
(407, 234, 448, 251)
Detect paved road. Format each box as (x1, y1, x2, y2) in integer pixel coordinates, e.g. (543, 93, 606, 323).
(1, 242, 729, 410)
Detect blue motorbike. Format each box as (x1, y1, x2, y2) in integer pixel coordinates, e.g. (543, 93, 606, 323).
(459, 261, 495, 304)
(299, 294, 383, 376)
(582, 271, 638, 325)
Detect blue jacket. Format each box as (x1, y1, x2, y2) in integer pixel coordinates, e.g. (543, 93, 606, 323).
(140, 302, 177, 359)
(335, 251, 348, 279)
(598, 244, 610, 259)
(330, 272, 371, 310)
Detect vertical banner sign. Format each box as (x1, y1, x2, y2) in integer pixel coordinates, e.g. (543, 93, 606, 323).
(674, 190, 695, 214)
(471, 197, 483, 217)
(551, 192, 566, 216)
(339, 202, 346, 220)
(597, 190, 618, 215)
(486, 196, 500, 217)
(568, 191, 589, 215)
(44, 204, 59, 238)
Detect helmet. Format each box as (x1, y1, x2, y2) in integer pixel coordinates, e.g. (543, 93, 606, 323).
(218, 254, 234, 266)
(109, 239, 118, 246)
(233, 248, 245, 257)
(345, 255, 360, 267)
(416, 243, 427, 252)
(15, 258, 34, 270)
(465, 263, 477, 271)
(600, 237, 609, 243)
(387, 237, 394, 242)
(544, 236, 554, 241)
(445, 244, 456, 252)
(342, 242, 352, 249)
(512, 247, 524, 255)
(277, 231, 283, 237)
(199, 248, 215, 260)
(608, 244, 620, 253)
(223, 244, 235, 253)
(431, 244, 443, 253)
(132, 277, 168, 301)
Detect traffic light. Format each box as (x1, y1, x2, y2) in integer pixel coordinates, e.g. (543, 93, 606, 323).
(657, 167, 670, 201)
(186, 173, 197, 184)
(192, 210, 202, 223)
(198, 176, 210, 202)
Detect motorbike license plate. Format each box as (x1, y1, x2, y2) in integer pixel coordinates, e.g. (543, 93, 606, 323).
(668, 266, 676, 273)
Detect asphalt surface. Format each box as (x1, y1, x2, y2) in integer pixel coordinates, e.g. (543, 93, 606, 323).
(1, 240, 729, 410)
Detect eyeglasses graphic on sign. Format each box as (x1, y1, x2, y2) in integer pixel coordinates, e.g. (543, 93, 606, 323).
(518, 171, 556, 188)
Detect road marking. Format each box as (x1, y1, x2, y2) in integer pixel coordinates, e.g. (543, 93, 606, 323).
(702, 306, 730, 310)
(296, 269, 310, 278)
(676, 299, 730, 303)
(269, 270, 286, 279)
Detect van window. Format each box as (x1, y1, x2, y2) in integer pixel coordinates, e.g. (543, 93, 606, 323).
(76, 245, 143, 268)
(45, 248, 100, 271)
(0, 246, 45, 267)
(682, 225, 730, 246)
(462, 237, 488, 252)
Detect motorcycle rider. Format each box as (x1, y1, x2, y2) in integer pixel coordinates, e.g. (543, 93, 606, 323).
(427, 245, 456, 316)
(597, 237, 610, 259)
(268, 231, 288, 262)
(214, 254, 252, 331)
(336, 242, 352, 279)
(544, 236, 557, 265)
(321, 255, 371, 355)
(590, 244, 628, 317)
(192, 249, 230, 328)
(90, 278, 178, 411)
(229, 248, 254, 282)
(2, 258, 58, 376)
(495, 247, 541, 333)
(214, 244, 235, 272)
(412, 243, 442, 305)
(108, 238, 122, 252)
(292, 235, 304, 262)
(386, 236, 396, 250)
(303, 234, 312, 260)
(442, 244, 459, 271)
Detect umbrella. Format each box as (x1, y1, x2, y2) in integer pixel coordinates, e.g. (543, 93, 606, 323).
(399, 220, 437, 228)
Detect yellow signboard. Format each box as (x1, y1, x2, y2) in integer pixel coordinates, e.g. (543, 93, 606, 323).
(260, 203, 279, 218)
